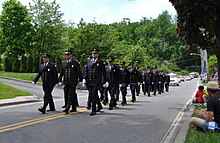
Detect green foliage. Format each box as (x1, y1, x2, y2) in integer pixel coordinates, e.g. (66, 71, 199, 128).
(20, 55, 27, 72)
(29, 0, 65, 55)
(3, 55, 11, 71)
(0, 0, 32, 56)
(0, 2, 195, 73)
(12, 57, 20, 72)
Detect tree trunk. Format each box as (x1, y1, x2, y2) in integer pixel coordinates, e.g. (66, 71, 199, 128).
(217, 53, 220, 82)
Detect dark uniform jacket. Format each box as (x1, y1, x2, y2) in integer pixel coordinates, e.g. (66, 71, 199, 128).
(106, 64, 121, 84)
(164, 75, 170, 83)
(33, 62, 58, 85)
(152, 72, 159, 84)
(84, 58, 107, 85)
(120, 68, 130, 85)
(144, 71, 152, 84)
(59, 59, 83, 85)
(129, 68, 140, 84)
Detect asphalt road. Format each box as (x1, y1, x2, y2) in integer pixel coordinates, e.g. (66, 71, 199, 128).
(0, 78, 198, 143)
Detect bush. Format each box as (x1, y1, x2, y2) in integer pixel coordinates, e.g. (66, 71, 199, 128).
(20, 55, 27, 72)
(12, 57, 20, 72)
(3, 56, 12, 72)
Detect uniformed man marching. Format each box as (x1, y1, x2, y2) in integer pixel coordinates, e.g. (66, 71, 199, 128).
(164, 72, 170, 92)
(83, 49, 108, 116)
(106, 57, 121, 110)
(143, 67, 152, 97)
(129, 63, 141, 102)
(120, 61, 130, 106)
(59, 50, 83, 114)
(33, 53, 58, 114)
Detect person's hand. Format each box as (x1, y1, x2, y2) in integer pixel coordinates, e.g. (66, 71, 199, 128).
(82, 79, 86, 84)
(32, 81, 35, 85)
(194, 109, 205, 116)
(143, 82, 145, 84)
(119, 84, 122, 88)
(58, 82, 62, 86)
(138, 82, 141, 86)
(103, 82, 109, 88)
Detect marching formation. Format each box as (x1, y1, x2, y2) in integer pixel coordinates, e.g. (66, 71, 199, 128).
(33, 49, 171, 116)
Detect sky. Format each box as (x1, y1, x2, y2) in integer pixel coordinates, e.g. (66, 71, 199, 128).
(0, 0, 176, 24)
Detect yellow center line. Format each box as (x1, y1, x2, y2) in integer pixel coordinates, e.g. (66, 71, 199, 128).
(0, 108, 87, 133)
(0, 95, 138, 133)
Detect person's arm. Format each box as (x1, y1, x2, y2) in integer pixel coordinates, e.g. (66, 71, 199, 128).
(33, 66, 41, 83)
(58, 63, 63, 82)
(203, 111, 214, 122)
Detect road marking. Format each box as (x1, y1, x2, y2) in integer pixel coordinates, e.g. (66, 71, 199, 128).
(0, 108, 87, 133)
(0, 94, 141, 133)
(160, 80, 199, 143)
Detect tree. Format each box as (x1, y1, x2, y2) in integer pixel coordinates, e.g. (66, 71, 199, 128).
(0, 0, 32, 56)
(169, 0, 220, 80)
(29, 0, 64, 55)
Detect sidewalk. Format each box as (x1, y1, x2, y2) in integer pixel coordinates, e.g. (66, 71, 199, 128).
(0, 96, 41, 107)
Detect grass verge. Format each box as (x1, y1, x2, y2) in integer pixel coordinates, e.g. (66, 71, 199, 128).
(0, 71, 37, 81)
(184, 106, 219, 143)
(0, 82, 31, 100)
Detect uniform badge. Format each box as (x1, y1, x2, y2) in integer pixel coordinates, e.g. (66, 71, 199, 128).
(48, 69, 50, 71)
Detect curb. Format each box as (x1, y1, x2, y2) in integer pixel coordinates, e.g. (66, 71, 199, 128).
(0, 99, 40, 107)
(160, 80, 199, 143)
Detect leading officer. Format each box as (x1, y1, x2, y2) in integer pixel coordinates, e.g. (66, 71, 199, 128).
(33, 53, 58, 114)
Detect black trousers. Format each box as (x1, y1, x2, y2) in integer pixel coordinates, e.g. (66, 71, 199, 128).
(142, 83, 146, 94)
(102, 87, 109, 103)
(136, 84, 140, 96)
(42, 82, 55, 110)
(152, 82, 157, 95)
(64, 84, 77, 111)
(109, 83, 118, 108)
(88, 84, 102, 113)
(157, 82, 162, 94)
(165, 82, 169, 92)
(145, 83, 151, 96)
(120, 84, 128, 103)
(130, 83, 137, 101)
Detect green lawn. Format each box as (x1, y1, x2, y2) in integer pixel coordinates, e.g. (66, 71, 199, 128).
(0, 82, 31, 99)
(184, 106, 219, 143)
(0, 71, 37, 81)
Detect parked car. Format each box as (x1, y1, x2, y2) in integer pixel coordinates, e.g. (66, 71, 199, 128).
(178, 76, 185, 82)
(189, 72, 199, 78)
(168, 73, 180, 86)
(185, 76, 192, 81)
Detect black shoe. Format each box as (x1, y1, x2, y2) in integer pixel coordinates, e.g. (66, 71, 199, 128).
(158, 92, 161, 94)
(102, 101, 107, 105)
(38, 108, 46, 114)
(109, 106, 113, 110)
(96, 106, 103, 112)
(148, 94, 150, 97)
(70, 109, 77, 112)
(47, 109, 56, 112)
(62, 105, 66, 108)
(63, 109, 69, 114)
(131, 99, 135, 103)
(90, 112, 96, 116)
(153, 93, 156, 96)
(121, 102, 125, 106)
(86, 106, 91, 110)
(136, 94, 139, 96)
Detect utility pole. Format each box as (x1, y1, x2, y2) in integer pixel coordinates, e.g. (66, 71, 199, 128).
(200, 49, 209, 82)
